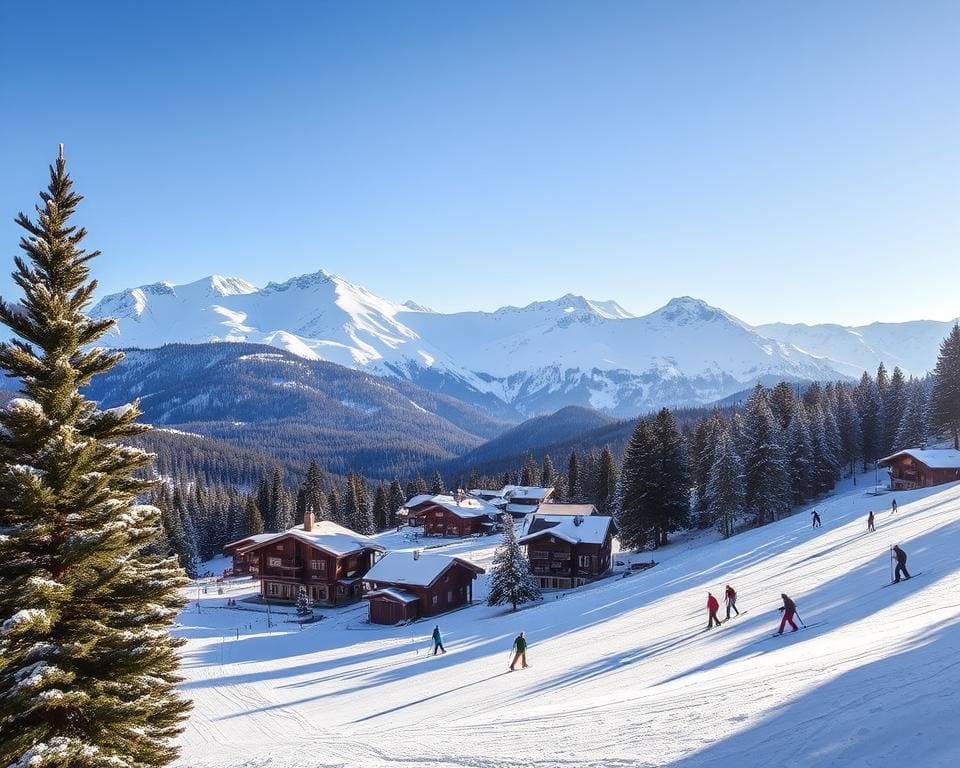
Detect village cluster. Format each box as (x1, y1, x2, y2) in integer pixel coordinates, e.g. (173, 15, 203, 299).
(219, 447, 959, 629)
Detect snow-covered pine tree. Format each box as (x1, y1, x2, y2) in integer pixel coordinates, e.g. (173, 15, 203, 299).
(855, 371, 881, 469)
(882, 366, 907, 454)
(430, 470, 446, 496)
(256, 475, 273, 530)
(541, 454, 556, 488)
(616, 419, 655, 550)
(836, 386, 863, 476)
(0, 148, 190, 766)
(387, 480, 405, 528)
(328, 488, 342, 525)
(646, 408, 690, 546)
(785, 399, 815, 504)
(241, 494, 265, 537)
(705, 430, 746, 538)
(930, 324, 960, 449)
(353, 475, 375, 535)
(521, 453, 539, 486)
(372, 483, 389, 531)
(567, 449, 580, 502)
(895, 378, 930, 449)
(487, 513, 541, 611)
(768, 381, 796, 430)
(742, 384, 790, 526)
(596, 446, 618, 515)
(295, 586, 313, 617)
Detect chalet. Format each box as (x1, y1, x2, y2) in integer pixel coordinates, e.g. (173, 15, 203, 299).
(878, 449, 960, 490)
(517, 512, 615, 590)
(501, 485, 555, 517)
(402, 493, 499, 536)
(236, 512, 385, 605)
(223, 533, 275, 575)
(363, 551, 484, 624)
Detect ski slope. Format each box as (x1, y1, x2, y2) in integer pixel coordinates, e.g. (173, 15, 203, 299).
(174, 479, 960, 768)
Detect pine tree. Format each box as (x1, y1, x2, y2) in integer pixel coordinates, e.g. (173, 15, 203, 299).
(596, 446, 618, 514)
(895, 379, 929, 449)
(930, 324, 960, 449)
(617, 419, 657, 550)
(387, 480, 405, 528)
(430, 470, 446, 496)
(295, 586, 313, 617)
(785, 399, 815, 504)
(646, 409, 690, 546)
(372, 483, 389, 531)
(487, 513, 541, 611)
(343, 477, 360, 530)
(769, 381, 796, 430)
(541, 454, 556, 488)
(257, 475, 273, 530)
(836, 386, 863, 476)
(883, 366, 908, 453)
(705, 430, 746, 538)
(742, 385, 789, 525)
(567, 449, 580, 502)
(241, 495, 265, 538)
(328, 488, 342, 525)
(855, 371, 881, 468)
(0, 148, 190, 766)
(353, 475, 376, 535)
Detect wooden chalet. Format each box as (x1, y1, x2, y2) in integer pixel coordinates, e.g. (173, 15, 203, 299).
(363, 551, 484, 624)
(517, 512, 615, 590)
(402, 493, 498, 536)
(502, 485, 555, 518)
(878, 449, 960, 490)
(237, 512, 384, 605)
(223, 533, 275, 576)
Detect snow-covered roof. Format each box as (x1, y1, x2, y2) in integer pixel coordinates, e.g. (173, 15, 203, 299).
(878, 449, 960, 469)
(517, 514, 614, 546)
(538, 504, 597, 516)
(223, 532, 276, 551)
(362, 551, 484, 588)
(238, 520, 384, 557)
(403, 494, 499, 519)
(506, 502, 540, 515)
(468, 488, 503, 498)
(364, 588, 419, 604)
(403, 494, 434, 509)
(502, 485, 555, 501)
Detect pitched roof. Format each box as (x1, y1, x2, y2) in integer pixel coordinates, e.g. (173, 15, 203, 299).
(237, 520, 384, 557)
(517, 513, 614, 546)
(404, 494, 499, 519)
(535, 503, 597, 516)
(362, 551, 484, 588)
(502, 485, 555, 501)
(223, 532, 276, 551)
(403, 494, 434, 509)
(878, 449, 960, 469)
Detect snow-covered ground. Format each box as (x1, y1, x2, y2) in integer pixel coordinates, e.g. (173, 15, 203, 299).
(175, 478, 960, 767)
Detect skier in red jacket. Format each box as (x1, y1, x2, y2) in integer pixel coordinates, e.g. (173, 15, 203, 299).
(706, 592, 722, 629)
(777, 593, 798, 634)
(724, 584, 740, 620)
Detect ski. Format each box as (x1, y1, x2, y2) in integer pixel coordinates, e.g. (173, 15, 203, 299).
(768, 620, 828, 638)
(721, 609, 749, 624)
(882, 571, 926, 588)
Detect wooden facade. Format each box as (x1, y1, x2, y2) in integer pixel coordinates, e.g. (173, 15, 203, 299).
(223, 534, 272, 575)
(879, 450, 960, 490)
(421, 503, 491, 537)
(519, 515, 614, 590)
(363, 553, 484, 624)
(238, 517, 384, 606)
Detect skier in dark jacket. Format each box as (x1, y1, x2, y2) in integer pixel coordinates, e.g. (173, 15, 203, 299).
(724, 585, 739, 620)
(777, 593, 798, 634)
(891, 498, 898, 514)
(509, 631, 528, 670)
(431, 624, 446, 655)
(892, 545, 911, 582)
(706, 592, 722, 629)
(811, 511, 822, 528)
(867, 510, 876, 532)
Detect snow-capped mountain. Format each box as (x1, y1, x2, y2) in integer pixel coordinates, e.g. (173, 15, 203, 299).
(89, 270, 954, 418)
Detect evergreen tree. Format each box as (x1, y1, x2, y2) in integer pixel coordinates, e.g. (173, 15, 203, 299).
(304, 459, 327, 518)
(256, 475, 273, 530)
(328, 488, 343, 525)
(0, 148, 190, 766)
(883, 366, 908, 453)
(617, 420, 657, 550)
(689, 415, 722, 515)
(430, 470, 446, 496)
(742, 384, 790, 525)
(343, 477, 360, 530)
(541, 454, 556, 488)
(388, 480, 405, 528)
(645, 409, 690, 546)
(836, 386, 863, 476)
(895, 379, 929, 449)
(567, 449, 580, 502)
(769, 381, 796, 430)
(521, 453, 539, 486)
(785, 399, 815, 504)
(271, 468, 293, 531)
(705, 430, 746, 538)
(930, 324, 960, 449)
(596, 446, 618, 514)
(353, 474, 375, 535)
(241, 495, 265, 538)
(372, 483, 389, 531)
(855, 371, 881, 468)
(295, 586, 313, 617)
(487, 513, 541, 611)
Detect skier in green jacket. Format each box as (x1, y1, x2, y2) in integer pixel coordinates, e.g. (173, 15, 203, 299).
(509, 631, 528, 670)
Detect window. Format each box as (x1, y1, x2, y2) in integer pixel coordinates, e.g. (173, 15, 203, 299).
(310, 559, 326, 572)
(275, 545, 284, 552)
(268, 557, 282, 567)
(578, 555, 592, 568)
(447, 591, 453, 603)
(268, 583, 281, 596)
(431, 595, 438, 606)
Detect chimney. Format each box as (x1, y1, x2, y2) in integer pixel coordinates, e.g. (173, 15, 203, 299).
(304, 507, 314, 532)
(413, 549, 420, 561)
(574, 515, 584, 527)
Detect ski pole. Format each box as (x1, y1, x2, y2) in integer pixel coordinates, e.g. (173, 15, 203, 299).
(794, 611, 807, 628)
(890, 544, 894, 584)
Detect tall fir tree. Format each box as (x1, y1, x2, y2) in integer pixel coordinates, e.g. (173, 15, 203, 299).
(541, 454, 556, 488)
(645, 409, 690, 546)
(836, 386, 863, 476)
(883, 366, 908, 453)
(930, 324, 960, 449)
(256, 475, 273, 530)
(742, 385, 790, 525)
(430, 470, 446, 496)
(566, 449, 580, 502)
(705, 430, 746, 538)
(596, 446, 618, 514)
(895, 378, 930, 449)
(487, 513, 541, 611)
(785, 399, 815, 504)
(0, 148, 191, 766)
(241, 494, 265, 538)
(387, 480, 405, 528)
(617, 419, 657, 550)
(855, 371, 881, 468)
(521, 453, 539, 486)
(372, 483, 389, 531)
(327, 488, 343, 526)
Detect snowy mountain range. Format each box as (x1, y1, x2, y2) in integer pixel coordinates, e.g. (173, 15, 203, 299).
(88, 270, 958, 418)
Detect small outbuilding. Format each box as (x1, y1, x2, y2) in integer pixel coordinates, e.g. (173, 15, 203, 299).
(363, 551, 484, 624)
(878, 449, 960, 490)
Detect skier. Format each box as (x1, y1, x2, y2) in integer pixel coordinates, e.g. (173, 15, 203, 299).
(431, 624, 446, 655)
(892, 545, 911, 583)
(867, 510, 876, 532)
(509, 631, 528, 671)
(891, 498, 898, 514)
(706, 592, 722, 629)
(724, 584, 739, 620)
(811, 510, 822, 528)
(777, 593, 798, 634)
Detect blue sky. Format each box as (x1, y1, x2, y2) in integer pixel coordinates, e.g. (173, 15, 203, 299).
(1, 1, 957, 325)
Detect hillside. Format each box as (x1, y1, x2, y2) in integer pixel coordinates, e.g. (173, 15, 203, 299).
(174, 476, 960, 767)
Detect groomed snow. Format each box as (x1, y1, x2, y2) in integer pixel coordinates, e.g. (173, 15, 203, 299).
(175, 477, 960, 768)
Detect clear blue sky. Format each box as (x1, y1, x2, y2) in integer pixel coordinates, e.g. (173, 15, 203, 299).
(1, 1, 958, 325)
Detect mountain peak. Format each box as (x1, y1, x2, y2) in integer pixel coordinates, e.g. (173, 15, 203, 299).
(649, 296, 743, 327)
